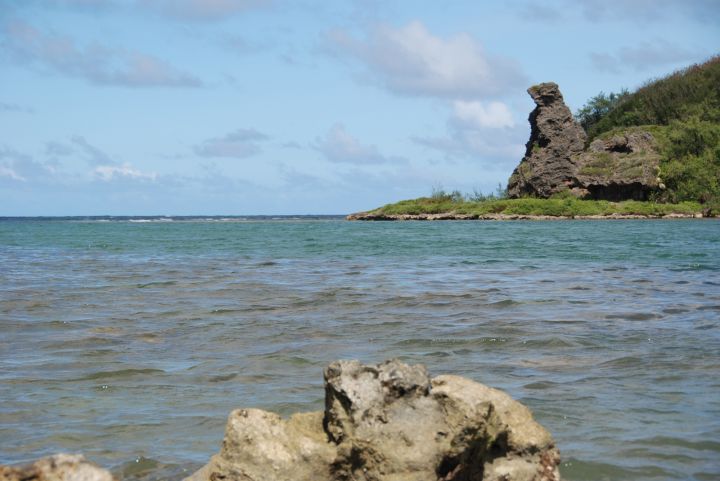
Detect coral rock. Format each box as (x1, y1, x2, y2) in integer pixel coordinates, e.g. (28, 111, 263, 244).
(0, 455, 114, 481)
(186, 360, 562, 481)
(507, 83, 587, 198)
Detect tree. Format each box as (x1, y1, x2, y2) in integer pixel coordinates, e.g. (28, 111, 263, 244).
(575, 89, 629, 133)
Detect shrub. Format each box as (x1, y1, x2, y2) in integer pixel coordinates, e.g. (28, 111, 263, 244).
(575, 90, 630, 133)
(585, 55, 720, 141)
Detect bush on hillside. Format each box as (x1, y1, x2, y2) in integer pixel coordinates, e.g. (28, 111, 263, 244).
(585, 56, 720, 141)
(657, 118, 720, 203)
(575, 90, 629, 133)
(574, 56, 720, 203)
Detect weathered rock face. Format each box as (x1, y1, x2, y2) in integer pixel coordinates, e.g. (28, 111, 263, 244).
(574, 131, 661, 201)
(0, 455, 115, 481)
(507, 83, 663, 201)
(192, 409, 337, 481)
(507, 83, 587, 198)
(186, 359, 562, 481)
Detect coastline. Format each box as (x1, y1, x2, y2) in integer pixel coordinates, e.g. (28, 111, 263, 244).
(347, 212, 707, 221)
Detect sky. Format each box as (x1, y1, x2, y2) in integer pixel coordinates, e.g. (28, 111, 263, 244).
(1, 0, 718, 215)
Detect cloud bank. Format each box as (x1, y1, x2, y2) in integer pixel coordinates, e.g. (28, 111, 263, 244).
(328, 21, 526, 99)
(1, 20, 202, 88)
(194, 129, 269, 158)
(315, 124, 402, 164)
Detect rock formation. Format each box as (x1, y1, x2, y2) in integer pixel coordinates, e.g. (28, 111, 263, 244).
(507, 83, 587, 198)
(185, 359, 561, 481)
(0, 455, 114, 481)
(507, 82, 663, 201)
(574, 131, 661, 201)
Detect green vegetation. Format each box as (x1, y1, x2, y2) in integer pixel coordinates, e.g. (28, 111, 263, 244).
(575, 56, 720, 204)
(575, 90, 630, 133)
(576, 143, 659, 180)
(370, 192, 702, 218)
(582, 56, 720, 140)
(357, 58, 719, 219)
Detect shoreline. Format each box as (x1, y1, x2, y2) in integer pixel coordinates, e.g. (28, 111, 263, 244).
(347, 212, 707, 221)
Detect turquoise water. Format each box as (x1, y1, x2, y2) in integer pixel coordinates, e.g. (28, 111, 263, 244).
(1, 218, 719, 480)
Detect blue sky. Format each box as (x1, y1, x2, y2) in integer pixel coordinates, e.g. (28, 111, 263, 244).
(1, 0, 718, 215)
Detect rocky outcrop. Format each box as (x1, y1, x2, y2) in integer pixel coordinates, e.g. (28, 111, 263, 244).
(507, 83, 587, 198)
(574, 131, 661, 201)
(0, 455, 114, 481)
(185, 359, 561, 481)
(347, 212, 702, 221)
(507, 83, 663, 201)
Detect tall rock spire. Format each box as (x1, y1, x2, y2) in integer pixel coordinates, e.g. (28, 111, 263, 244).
(507, 82, 587, 198)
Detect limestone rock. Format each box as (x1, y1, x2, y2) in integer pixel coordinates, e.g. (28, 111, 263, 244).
(324, 360, 448, 480)
(506, 82, 664, 202)
(184, 409, 336, 481)
(574, 130, 661, 200)
(507, 82, 587, 198)
(0, 455, 114, 481)
(186, 359, 562, 481)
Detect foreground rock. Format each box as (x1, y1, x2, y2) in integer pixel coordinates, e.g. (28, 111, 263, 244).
(0, 455, 114, 481)
(186, 359, 561, 481)
(507, 82, 587, 198)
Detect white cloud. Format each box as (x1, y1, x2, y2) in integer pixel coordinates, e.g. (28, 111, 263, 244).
(451, 101, 515, 129)
(193, 128, 269, 159)
(93, 163, 157, 181)
(413, 131, 525, 161)
(0, 146, 61, 183)
(0, 165, 26, 181)
(315, 124, 401, 165)
(412, 100, 522, 161)
(2, 20, 202, 88)
(327, 20, 526, 99)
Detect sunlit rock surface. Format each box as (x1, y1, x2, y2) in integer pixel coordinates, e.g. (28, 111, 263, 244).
(186, 359, 562, 481)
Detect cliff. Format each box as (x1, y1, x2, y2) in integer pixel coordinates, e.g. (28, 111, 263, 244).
(506, 83, 587, 198)
(508, 56, 720, 204)
(346, 58, 718, 219)
(507, 83, 662, 201)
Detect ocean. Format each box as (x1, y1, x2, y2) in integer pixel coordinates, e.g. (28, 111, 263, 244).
(1, 217, 718, 480)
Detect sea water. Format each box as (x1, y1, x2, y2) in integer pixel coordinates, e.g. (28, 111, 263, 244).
(1, 218, 719, 480)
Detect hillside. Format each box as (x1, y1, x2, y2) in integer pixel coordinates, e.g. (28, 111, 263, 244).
(584, 56, 720, 141)
(577, 56, 720, 203)
(348, 58, 720, 220)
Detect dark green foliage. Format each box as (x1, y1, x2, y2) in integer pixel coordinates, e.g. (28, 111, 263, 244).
(575, 90, 629, 133)
(574, 56, 720, 203)
(373, 187, 701, 216)
(657, 118, 720, 203)
(371, 196, 702, 217)
(586, 56, 720, 141)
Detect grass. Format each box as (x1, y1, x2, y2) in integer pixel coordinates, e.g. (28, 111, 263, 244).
(360, 57, 720, 219)
(574, 56, 720, 204)
(577, 148, 659, 180)
(585, 55, 720, 142)
(369, 196, 703, 217)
